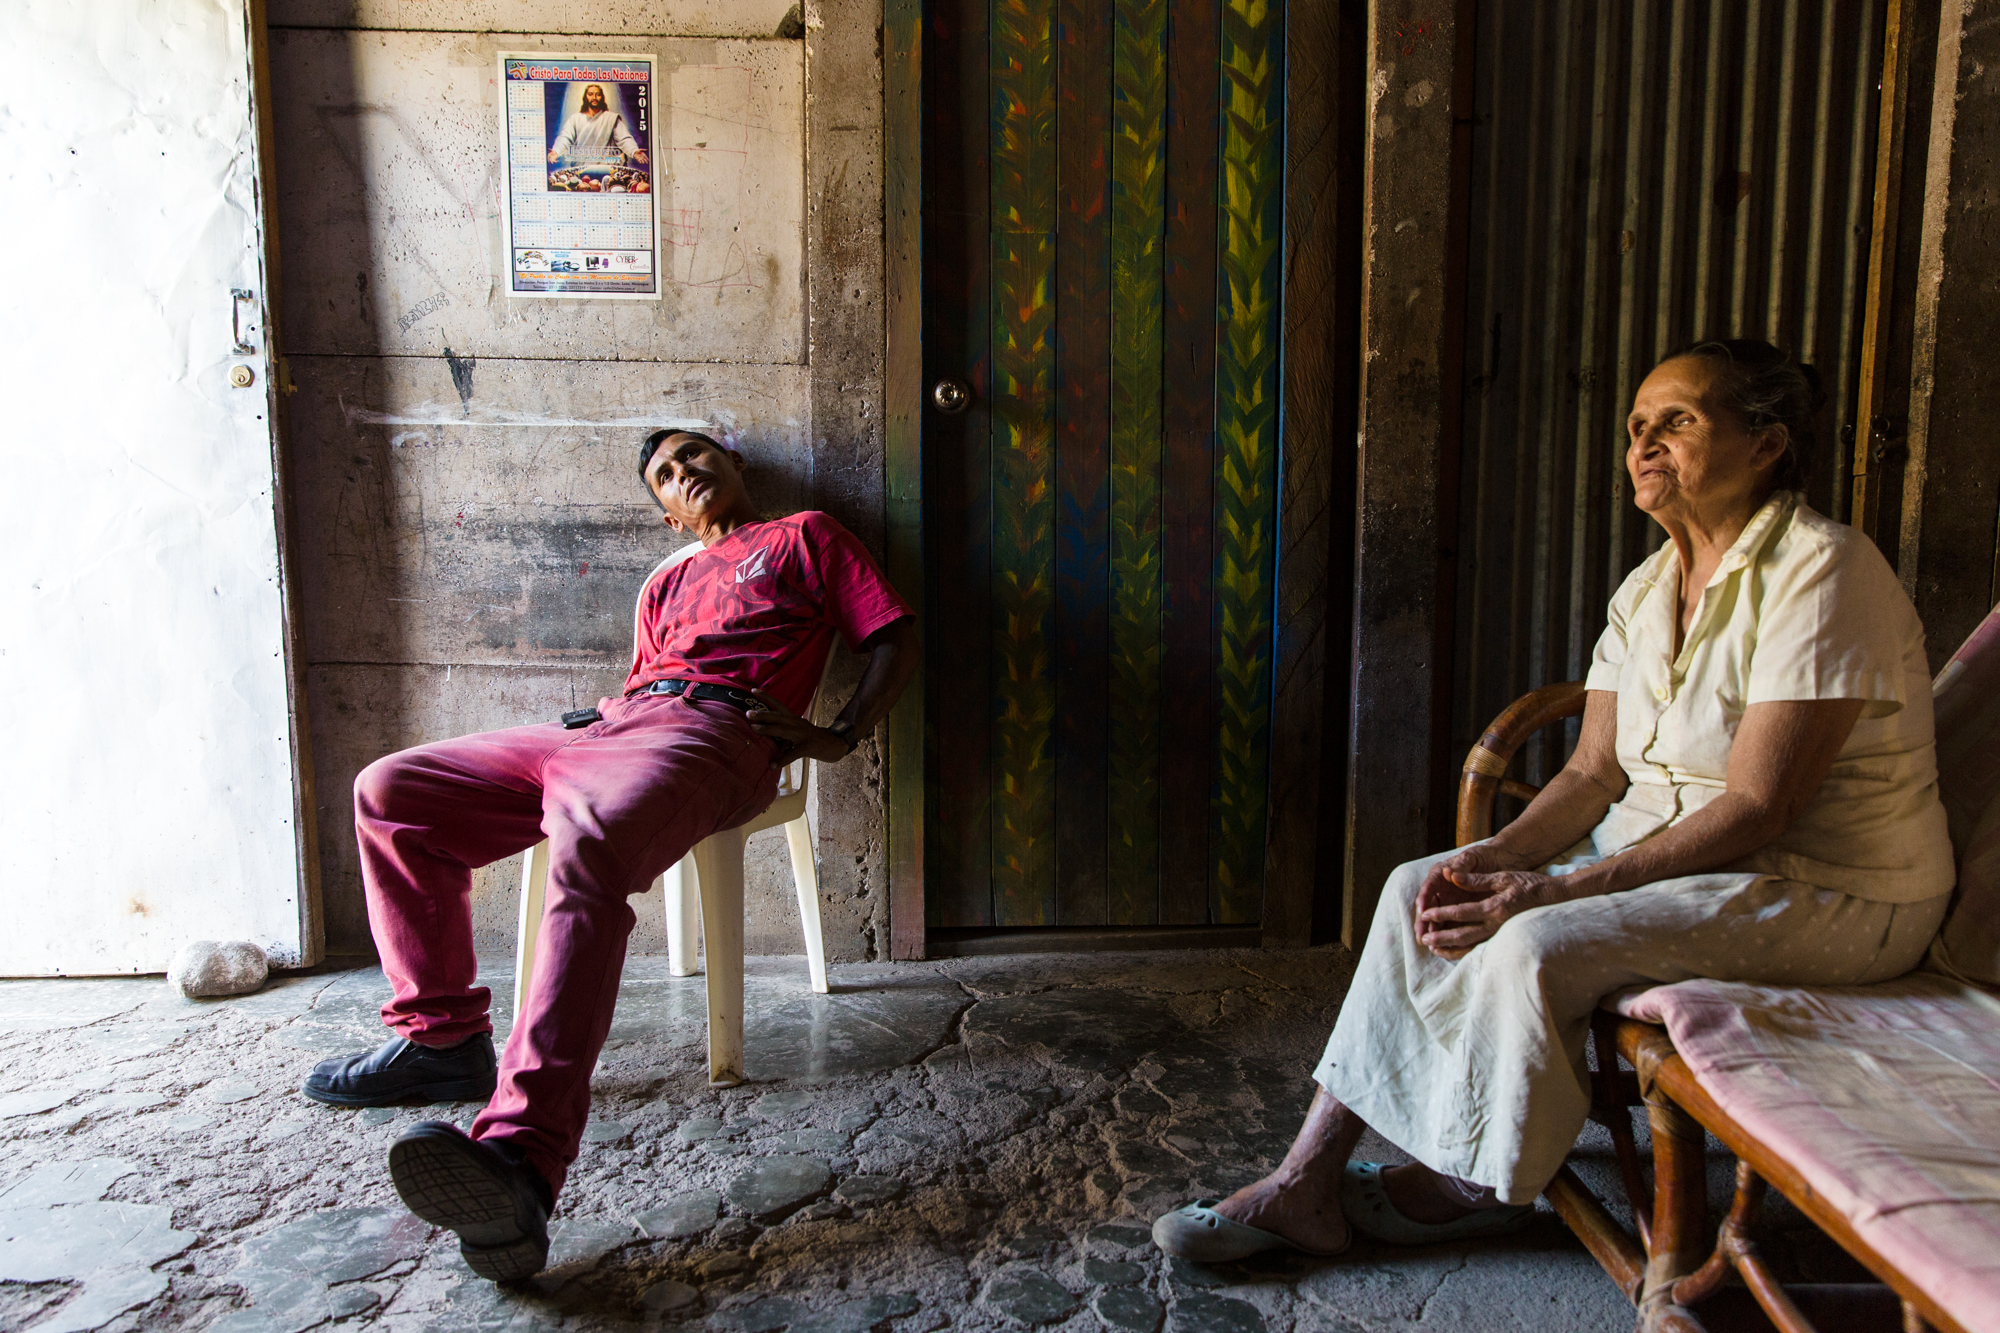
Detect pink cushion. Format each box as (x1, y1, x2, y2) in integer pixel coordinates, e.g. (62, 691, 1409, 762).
(1934, 601, 2000, 984)
(1612, 975, 2000, 1332)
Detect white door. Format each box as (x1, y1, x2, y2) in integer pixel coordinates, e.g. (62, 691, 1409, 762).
(0, 0, 315, 974)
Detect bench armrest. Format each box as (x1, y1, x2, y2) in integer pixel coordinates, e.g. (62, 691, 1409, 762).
(1455, 680, 1588, 847)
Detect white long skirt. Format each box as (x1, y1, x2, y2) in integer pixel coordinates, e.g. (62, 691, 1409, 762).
(1312, 845, 1947, 1204)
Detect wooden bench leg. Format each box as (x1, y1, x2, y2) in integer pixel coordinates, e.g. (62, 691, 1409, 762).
(1543, 1165, 1645, 1303)
(1672, 1161, 1818, 1333)
(1639, 1092, 1709, 1332)
(1592, 1013, 1653, 1251)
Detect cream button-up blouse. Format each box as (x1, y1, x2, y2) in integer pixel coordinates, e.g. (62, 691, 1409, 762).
(1583, 490, 1955, 903)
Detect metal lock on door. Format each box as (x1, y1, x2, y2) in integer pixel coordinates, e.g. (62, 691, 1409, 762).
(229, 288, 259, 388)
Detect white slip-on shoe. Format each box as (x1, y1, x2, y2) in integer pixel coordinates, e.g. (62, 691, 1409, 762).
(1151, 1199, 1348, 1262)
(1338, 1163, 1536, 1246)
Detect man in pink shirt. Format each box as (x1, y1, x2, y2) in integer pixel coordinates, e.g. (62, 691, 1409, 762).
(300, 431, 917, 1281)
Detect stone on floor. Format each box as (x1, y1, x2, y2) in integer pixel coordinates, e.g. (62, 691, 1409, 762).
(726, 1156, 833, 1221)
(0, 1202, 194, 1281)
(167, 941, 269, 1000)
(636, 1188, 722, 1240)
(31, 1266, 170, 1333)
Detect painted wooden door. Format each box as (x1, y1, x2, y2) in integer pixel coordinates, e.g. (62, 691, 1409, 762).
(922, 0, 1284, 929)
(0, 1, 313, 973)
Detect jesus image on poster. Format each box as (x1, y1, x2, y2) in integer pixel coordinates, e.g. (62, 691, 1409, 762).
(544, 80, 652, 194)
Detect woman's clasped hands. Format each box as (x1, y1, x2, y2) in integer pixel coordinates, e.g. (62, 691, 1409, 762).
(1413, 845, 1571, 960)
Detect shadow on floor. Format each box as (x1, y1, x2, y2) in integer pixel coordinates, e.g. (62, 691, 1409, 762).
(0, 947, 1682, 1331)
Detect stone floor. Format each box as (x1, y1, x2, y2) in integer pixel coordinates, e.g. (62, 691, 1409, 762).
(0, 947, 1823, 1332)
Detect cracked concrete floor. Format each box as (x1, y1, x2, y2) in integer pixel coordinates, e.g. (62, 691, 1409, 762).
(0, 947, 1656, 1332)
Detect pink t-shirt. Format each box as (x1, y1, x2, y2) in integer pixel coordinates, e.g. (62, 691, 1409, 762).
(624, 512, 911, 715)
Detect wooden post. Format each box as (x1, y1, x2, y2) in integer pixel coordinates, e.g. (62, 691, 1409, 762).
(883, 0, 926, 958)
(1343, 1, 1477, 945)
(806, 0, 897, 961)
(1851, 0, 1913, 540)
(1901, 0, 2000, 671)
(1262, 0, 1362, 947)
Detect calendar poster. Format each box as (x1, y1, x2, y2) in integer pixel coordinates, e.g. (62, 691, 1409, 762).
(498, 53, 660, 299)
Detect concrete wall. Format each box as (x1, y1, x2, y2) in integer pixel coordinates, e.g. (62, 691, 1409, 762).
(269, 0, 889, 961)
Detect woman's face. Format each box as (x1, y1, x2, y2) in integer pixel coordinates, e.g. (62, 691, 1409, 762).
(1625, 356, 1782, 523)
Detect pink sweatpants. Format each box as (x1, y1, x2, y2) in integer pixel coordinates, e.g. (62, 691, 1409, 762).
(353, 692, 779, 1196)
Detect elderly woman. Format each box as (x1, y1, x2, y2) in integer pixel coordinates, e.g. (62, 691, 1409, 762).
(1156, 339, 1956, 1260)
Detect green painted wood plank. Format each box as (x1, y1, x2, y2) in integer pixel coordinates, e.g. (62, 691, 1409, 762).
(1210, 0, 1284, 923)
(884, 0, 925, 956)
(1106, 0, 1168, 925)
(989, 0, 1059, 925)
(1157, 0, 1224, 924)
(925, 0, 997, 929)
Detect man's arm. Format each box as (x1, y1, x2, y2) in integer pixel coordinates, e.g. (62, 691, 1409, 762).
(745, 615, 919, 765)
(831, 615, 920, 742)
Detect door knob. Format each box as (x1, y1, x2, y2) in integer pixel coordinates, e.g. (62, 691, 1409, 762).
(932, 378, 971, 414)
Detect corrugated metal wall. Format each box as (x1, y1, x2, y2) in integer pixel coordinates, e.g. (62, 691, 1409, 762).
(1451, 0, 1887, 783)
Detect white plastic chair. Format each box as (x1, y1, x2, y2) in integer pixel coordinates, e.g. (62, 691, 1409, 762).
(512, 540, 831, 1088)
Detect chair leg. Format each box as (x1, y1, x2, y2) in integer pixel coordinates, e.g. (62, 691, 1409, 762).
(1646, 1094, 1709, 1282)
(691, 832, 747, 1088)
(513, 840, 552, 1025)
(1591, 1014, 1653, 1251)
(664, 856, 701, 978)
(785, 814, 828, 994)
(1638, 1092, 1711, 1332)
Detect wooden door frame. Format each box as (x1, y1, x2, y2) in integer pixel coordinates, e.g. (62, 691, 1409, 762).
(882, 0, 1361, 958)
(250, 0, 325, 966)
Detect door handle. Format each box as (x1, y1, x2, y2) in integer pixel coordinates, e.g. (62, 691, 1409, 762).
(231, 288, 258, 355)
(932, 378, 971, 414)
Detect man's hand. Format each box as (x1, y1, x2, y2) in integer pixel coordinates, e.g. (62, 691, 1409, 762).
(632, 149, 650, 165)
(1412, 845, 1561, 960)
(744, 689, 849, 767)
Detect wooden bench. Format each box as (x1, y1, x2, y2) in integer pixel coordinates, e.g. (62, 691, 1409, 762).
(1456, 605, 2000, 1333)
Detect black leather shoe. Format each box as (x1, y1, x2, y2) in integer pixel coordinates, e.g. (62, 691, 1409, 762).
(389, 1122, 552, 1281)
(301, 1033, 497, 1107)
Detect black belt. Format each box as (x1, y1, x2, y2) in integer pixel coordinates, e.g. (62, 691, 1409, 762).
(643, 677, 795, 756)
(560, 679, 763, 731)
(638, 678, 761, 708)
